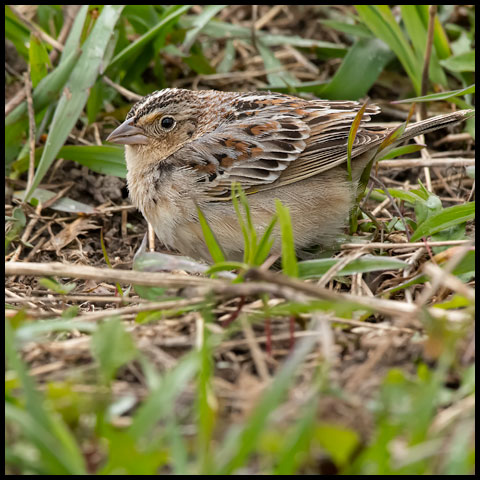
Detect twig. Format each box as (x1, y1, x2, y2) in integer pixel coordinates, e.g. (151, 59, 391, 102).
(316, 248, 367, 288)
(5, 262, 472, 322)
(378, 158, 475, 169)
(416, 243, 474, 307)
(102, 76, 142, 102)
(218, 317, 416, 352)
(254, 4, 284, 30)
(423, 263, 475, 302)
(240, 315, 271, 381)
(345, 338, 393, 393)
(4, 294, 151, 304)
(221, 296, 245, 327)
(148, 222, 155, 252)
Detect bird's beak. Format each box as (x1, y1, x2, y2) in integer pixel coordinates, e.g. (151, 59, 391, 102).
(106, 117, 149, 145)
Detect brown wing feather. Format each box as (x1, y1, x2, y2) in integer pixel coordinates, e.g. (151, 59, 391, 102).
(176, 92, 387, 198)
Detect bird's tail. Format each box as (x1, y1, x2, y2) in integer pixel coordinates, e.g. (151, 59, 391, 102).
(400, 109, 474, 142)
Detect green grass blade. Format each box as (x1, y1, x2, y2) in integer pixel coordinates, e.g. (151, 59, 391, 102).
(107, 5, 191, 71)
(24, 5, 125, 201)
(275, 199, 298, 278)
(355, 5, 421, 93)
(257, 40, 298, 87)
(5, 6, 30, 58)
(231, 183, 252, 264)
(129, 352, 199, 440)
(182, 5, 227, 52)
(347, 100, 369, 181)
(59, 5, 88, 63)
(253, 214, 278, 266)
(378, 143, 425, 161)
(196, 307, 217, 473)
(196, 204, 226, 263)
(216, 329, 321, 474)
(5, 320, 86, 474)
(392, 84, 475, 103)
(400, 5, 447, 87)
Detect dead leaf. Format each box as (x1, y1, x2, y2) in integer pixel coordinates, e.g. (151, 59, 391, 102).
(44, 217, 100, 252)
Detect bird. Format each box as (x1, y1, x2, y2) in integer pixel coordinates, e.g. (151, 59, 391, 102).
(107, 88, 473, 261)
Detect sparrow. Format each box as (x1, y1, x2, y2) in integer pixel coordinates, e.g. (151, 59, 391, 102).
(107, 88, 473, 261)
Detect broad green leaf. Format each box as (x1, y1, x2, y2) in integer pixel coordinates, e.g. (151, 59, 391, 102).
(440, 51, 475, 72)
(13, 145, 126, 178)
(186, 18, 346, 53)
(273, 399, 318, 474)
(129, 352, 198, 440)
(28, 33, 51, 88)
(14, 188, 96, 214)
(90, 317, 138, 383)
(184, 51, 216, 75)
(6, 48, 81, 126)
(432, 14, 452, 59)
(38, 277, 76, 294)
(86, 79, 105, 124)
(124, 5, 161, 32)
(319, 37, 394, 100)
(384, 188, 428, 204)
(410, 202, 475, 242)
(5, 207, 27, 252)
(24, 5, 125, 201)
(315, 423, 360, 468)
(206, 261, 248, 275)
(15, 320, 96, 343)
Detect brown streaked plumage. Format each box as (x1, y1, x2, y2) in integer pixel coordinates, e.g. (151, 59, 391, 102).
(107, 88, 473, 261)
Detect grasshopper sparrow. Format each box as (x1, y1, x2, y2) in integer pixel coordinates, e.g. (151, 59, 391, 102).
(107, 88, 472, 261)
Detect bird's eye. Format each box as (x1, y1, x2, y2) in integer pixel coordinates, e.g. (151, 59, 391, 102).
(160, 116, 176, 130)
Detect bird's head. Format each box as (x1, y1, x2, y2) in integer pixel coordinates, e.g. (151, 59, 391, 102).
(107, 88, 227, 164)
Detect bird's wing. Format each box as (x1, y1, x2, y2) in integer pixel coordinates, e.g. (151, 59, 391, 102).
(177, 93, 384, 198)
